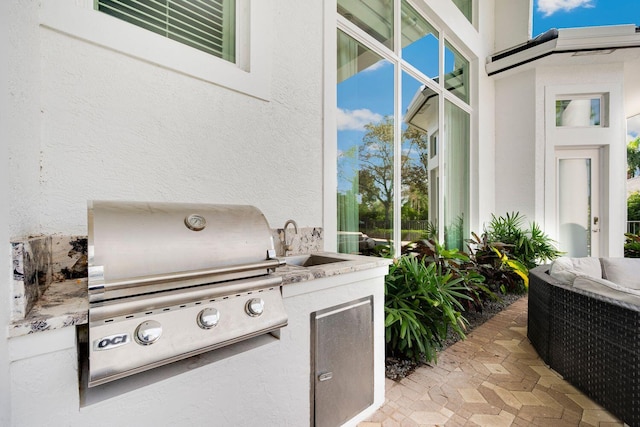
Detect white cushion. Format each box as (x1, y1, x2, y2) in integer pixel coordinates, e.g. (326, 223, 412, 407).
(549, 257, 602, 284)
(600, 258, 640, 290)
(573, 275, 640, 305)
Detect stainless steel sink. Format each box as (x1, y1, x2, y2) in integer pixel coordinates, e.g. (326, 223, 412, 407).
(284, 254, 348, 267)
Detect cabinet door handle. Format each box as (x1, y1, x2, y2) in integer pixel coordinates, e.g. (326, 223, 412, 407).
(318, 372, 333, 382)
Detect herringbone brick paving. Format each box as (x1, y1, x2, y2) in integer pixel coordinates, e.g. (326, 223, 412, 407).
(360, 296, 624, 427)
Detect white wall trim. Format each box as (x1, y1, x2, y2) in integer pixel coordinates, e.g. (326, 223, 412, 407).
(38, 0, 272, 101)
(323, 0, 337, 252)
(543, 82, 626, 256)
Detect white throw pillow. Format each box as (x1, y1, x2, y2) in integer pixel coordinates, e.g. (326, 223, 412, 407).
(549, 256, 602, 284)
(600, 258, 640, 290)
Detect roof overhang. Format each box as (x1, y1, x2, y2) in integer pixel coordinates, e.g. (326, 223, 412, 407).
(486, 24, 640, 76)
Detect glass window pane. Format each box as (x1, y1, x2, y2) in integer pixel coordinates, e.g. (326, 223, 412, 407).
(337, 30, 394, 254)
(452, 0, 472, 23)
(444, 41, 469, 103)
(558, 159, 592, 257)
(97, 0, 236, 63)
(556, 98, 602, 127)
(444, 100, 469, 250)
(402, 73, 438, 242)
(401, 1, 439, 79)
(430, 164, 439, 230)
(338, 0, 393, 50)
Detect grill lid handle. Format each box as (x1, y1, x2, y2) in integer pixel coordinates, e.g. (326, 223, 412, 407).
(89, 258, 285, 303)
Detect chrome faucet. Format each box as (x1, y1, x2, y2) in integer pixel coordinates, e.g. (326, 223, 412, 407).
(283, 219, 299, 256)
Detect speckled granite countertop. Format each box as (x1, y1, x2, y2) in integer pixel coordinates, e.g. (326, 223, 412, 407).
(8, 278, 89, 337)
(8, 252, 391, 338)
(277, 252, 391, 284)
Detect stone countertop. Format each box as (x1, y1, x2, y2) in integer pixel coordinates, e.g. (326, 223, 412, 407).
(276, 252, 392, 284)
(7, 253, 391, 338)
(8, 278, 89, 337)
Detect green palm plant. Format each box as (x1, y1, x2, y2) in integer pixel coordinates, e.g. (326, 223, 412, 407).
(384, 255, 471, 362)
(402, 236, 496, 311)
(486, 212, 561, 269)
(624, 232, 640, 258)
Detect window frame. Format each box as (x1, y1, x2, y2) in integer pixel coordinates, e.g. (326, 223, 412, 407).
(555, 94, 609, 128)
(333, 0, 474, 255)
(94, 0, 237, 63)
(451, 0, 474, 27)
(39, 0, 271, 101)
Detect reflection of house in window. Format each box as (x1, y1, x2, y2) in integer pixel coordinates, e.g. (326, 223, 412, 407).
(452, 0, 473, 23)
(337, 0, 393, 49)
(404, 81, 470, 250)
(445, 42, 469, 103)
(405, 85, 438, 133)
(337, 31, 385, 83)
(555, 95, 608, 127)
(404, 85, 440, 231)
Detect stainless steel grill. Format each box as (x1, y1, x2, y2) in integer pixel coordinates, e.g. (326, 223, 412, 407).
(86, 201, 287, 387)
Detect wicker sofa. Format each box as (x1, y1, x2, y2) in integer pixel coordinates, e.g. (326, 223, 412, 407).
(528, 258, 640, 426)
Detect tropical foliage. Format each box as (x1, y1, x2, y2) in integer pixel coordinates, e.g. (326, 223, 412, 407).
(484, 212, 562, 269)
(624, 233, 640, 258)
(628, 137, 640, 178)
(465, 231, 530, 295)
(628, 192, 640, 222)
(384, 255, 470, 362)
(383, 212, 560, 362)
(401, 237, 495, 311)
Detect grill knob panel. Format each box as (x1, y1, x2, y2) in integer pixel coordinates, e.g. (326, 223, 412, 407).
(197, 307, 220, 329)
(245, 298, 265, 317)
(135, 320, 162, 345)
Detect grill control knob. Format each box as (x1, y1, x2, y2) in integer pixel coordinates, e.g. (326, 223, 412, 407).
(197, 307, 220, 329)
(135, 320, 162, 345)
(245, 298, 265, 317)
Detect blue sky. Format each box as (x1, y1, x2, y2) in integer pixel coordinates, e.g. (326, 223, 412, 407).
(533, 0, 640, 36)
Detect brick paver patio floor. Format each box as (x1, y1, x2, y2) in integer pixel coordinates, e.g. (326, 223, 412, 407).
(360, 296, 624, 427)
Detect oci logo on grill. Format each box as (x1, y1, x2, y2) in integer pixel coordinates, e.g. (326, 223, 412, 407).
(93, 333, 130, 351)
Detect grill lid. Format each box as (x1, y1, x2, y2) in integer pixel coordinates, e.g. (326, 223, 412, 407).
(88, 201, 280, 302)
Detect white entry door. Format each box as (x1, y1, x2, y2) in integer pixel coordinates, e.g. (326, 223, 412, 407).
(556, 149, 600, 257)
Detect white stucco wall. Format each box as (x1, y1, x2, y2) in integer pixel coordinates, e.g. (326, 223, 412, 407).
(5, 1, 325, 420)
(1, 1, 12, 424)
(624, 58, 640, 118)
(8, 0, 325, 238)
(494, 69, 537, 220)
(476, 1, 498, 229)
(494, 61, 627, 256)
(494, 0, 532, 52)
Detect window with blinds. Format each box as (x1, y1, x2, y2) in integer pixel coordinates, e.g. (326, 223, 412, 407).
(96, 0, 236, 63)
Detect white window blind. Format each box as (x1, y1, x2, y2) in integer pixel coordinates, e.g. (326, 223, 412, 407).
(96, 0, 236, 63)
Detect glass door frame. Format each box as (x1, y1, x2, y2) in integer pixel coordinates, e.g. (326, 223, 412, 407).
(554, 147, 601, 257)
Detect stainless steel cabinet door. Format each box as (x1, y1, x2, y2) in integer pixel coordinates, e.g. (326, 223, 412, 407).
(312, 296, 374, 427)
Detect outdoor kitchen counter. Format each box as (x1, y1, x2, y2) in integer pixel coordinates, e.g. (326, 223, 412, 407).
(277, 252, 392, 285)
(7, 252, 391, 338)
(7, 251, 389, 427)
(8, 278, 89, 338)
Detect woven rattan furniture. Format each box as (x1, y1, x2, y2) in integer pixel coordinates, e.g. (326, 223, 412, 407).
(528, 264, 640, 426)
